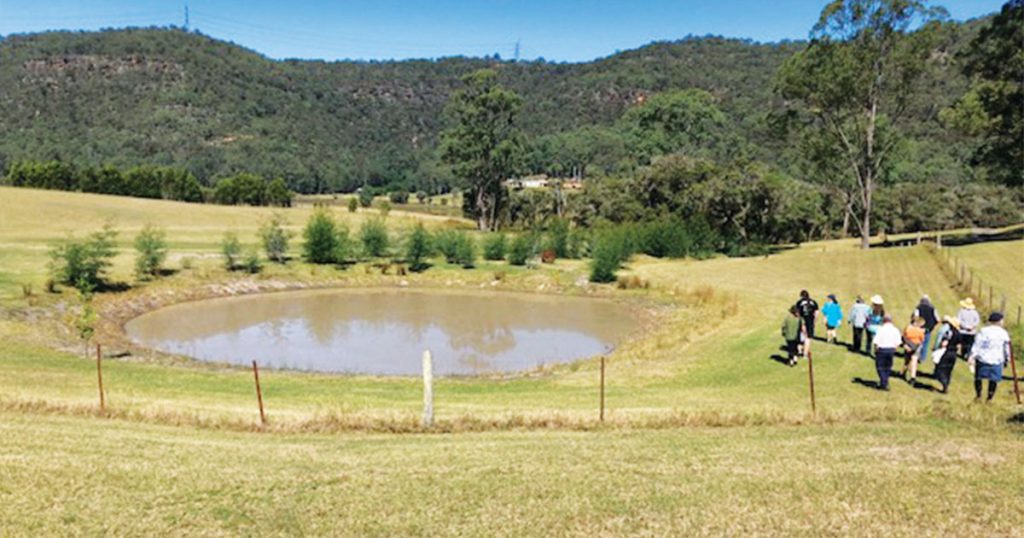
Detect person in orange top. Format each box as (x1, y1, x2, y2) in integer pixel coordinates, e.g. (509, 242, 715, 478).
(901, 315, 926, 383)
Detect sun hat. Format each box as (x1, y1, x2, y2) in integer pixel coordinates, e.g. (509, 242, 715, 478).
(989, 311, 1004, 323)
(959, 297, 975, 309)
(870, 295, 884, 305)
(943, 315, 960, 330)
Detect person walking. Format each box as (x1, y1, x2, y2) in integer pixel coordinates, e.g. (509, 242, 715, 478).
(795, 290, 820, 341)
(901, 316, 926, 383)
(781, 305, 805, 367)
(864, 295, 886, 356)
(932, 316, 962, 394)
(969, 312, 1012, 402)
(822, 294, 843, 344)
(849, 296, 871, 354)
(957, 298, 981, 358)
(912, 295, 939, 364)
(873, 315, 902, 391)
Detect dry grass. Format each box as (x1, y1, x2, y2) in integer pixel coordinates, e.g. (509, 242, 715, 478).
(1, 410, 1021, 536)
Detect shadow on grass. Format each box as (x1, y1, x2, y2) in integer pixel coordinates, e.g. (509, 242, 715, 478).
(852, 377, 882, 390)
(1008, 412, 1024, 425)
(768, 354, 792, 367)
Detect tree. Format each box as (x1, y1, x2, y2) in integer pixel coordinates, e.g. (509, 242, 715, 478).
(441, 69, 524, 231)
(359, 218, 390, 258)
(620, 89, 728, 163)
(404, 224, 432, 272)
(221, 232, 242, 270)
(775, 0, 947, 248)
(48, 224, 118, 292)
(347, 197, 359, 213)
(259, 214, 292, 263)
(303, 209, 339, 264)
(266, 178, 293, 207)
(133, 224, 168, 280)
(941, 0, 1023, 187)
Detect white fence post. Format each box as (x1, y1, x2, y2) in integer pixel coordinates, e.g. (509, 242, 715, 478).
(422, 350, 433, 428)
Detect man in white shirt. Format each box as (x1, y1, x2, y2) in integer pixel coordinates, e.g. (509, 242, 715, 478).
(872, 315, 903, 391)
(969, 312, 1012, 402)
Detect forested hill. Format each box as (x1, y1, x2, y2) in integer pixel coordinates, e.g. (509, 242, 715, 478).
(0, 23, 976, 193)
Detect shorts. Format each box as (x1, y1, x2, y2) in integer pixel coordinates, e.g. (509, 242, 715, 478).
(826, 323, 838, 330)
(975, 362, 1003, 382)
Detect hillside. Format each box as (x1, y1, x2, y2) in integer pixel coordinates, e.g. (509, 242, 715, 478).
(0, 22, 982, 193)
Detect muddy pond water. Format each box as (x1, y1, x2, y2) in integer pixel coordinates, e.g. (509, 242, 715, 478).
(125, 288, 639, 376)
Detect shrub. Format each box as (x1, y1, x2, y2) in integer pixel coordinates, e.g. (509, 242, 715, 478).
(303, 209, 338, 264)
(416, 191, 429, 204)
(454, 233, 476, 268)
(590, 227, 633, 283)
(405, 224, 432, 272)
(266, 178, 293, 207)
(242, 248, 263, 274)
(259, 214, 292, 263)
(389, 190, 410, 204)
(377, 199, 391, 217)
(358, 189, 374, 208)
(133, 224, 168, 280)
(482, 233, 507, 261)
(347, 197, 359, 213)
(333, 224, 352, 264)
(434, 230, 460, 263)
(638, 219, 690, 258)
(359, 218, 390, 258)
(48, 224, 118, 292)
(221, 232, 242, 270)
(507, 233, 534, 266)
(546, 219, 571, 258)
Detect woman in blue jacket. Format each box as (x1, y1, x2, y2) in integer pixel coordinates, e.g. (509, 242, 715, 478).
(821, 294, 843, 344)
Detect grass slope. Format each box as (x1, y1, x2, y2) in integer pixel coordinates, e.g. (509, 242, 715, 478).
(1, 412, 1021, 536)
(1, 189, 1022, 535)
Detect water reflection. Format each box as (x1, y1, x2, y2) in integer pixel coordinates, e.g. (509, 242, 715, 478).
(125, 289, 637, 376)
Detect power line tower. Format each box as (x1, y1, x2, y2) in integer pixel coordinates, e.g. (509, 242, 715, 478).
(184, 2, 190, 30)
(514, 40, 520, 62)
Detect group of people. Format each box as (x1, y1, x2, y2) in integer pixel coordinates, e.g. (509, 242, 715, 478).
(782, 290, 1015, 400)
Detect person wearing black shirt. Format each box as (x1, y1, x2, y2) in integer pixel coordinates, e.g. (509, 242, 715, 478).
(795, 290, 820, 340)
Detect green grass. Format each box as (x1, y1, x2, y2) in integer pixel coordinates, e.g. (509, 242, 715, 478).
(945, 239, 1024, 310)
(1, 188, 1023, 535)
(1, 412, 1021, 536)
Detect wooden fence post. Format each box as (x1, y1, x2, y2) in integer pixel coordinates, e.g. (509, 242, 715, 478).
(599, 356, 606, 422)
(1009, 346, 1021, 406)
(251, 360, 266, 426)
(999, 295, 1006, 316)
(807, 350, 817, 414)
(422, 350, 433, 428)
(1017, 305, 1022, 327)
(96, 343, 105, 412)
(988, 286, 993, 310)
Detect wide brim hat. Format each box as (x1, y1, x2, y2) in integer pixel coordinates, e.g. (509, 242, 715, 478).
(959, 297, 975, 309)
(870, 295, 884, 305)
(943, 315, 961, 330)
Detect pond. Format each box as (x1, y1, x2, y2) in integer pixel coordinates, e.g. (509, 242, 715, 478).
(124, 288, 639, 376)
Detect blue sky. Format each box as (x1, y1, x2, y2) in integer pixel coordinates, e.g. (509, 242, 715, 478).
(0, 0, 1005, 62)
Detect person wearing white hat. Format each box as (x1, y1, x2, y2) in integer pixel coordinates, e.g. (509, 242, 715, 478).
(957, 298, 981, 358)
(932, 315, 962, 394)
(872, 314, 902, 391)
(864, 295, 885, 355)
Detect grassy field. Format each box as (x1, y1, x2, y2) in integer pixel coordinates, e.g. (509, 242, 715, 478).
(1, 187, 1022, 535)
(946, 240, 1024, 310)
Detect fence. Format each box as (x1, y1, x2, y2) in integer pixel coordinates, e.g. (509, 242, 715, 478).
(928, 244, 1022, 327)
